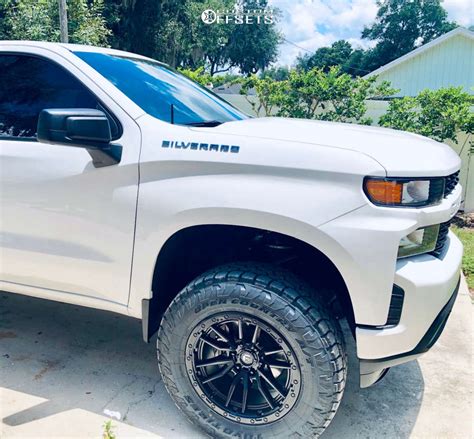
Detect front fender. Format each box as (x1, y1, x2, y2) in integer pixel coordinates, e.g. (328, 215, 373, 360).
(127, 172, 365, 318)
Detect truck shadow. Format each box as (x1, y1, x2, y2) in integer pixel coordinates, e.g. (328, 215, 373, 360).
(324, 324, 424, 438)
(0, 292, 423, 438)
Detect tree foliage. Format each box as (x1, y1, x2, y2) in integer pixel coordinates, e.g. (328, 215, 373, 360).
(184, 0, 237, 73)
(260, 66, 290, 81)
(224, 0, 281, 75)
(0, 0, 110, 45)
(296, 1, 457, 76)
(297, 40, 355, 74)
(178, 66, 240, 87)
(379, 87, 474, 143)
(240, 74, 286, 116)
(361, 0, 457, 72)
(0, 0, 281, 75)
(179, 66, 214, 86)
(240, 66, 397, 122)
(100, 0, 280, 74)
(183, 0, 281, 74)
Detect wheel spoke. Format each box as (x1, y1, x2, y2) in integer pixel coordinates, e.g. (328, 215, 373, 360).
(238, 319, 243, 341)
(200, 334, 232, 351)
(263, 348, 284, 356)
(251, 324, 260, 344)
(255, 373, 275, 409)
(202, 363, 234, 384)
(241, 371, 249, 413)
(258, 369, 285, 398)
(225, 370, 245, 407)
(227, 321, 239, 345)
(196, 355, 234, 368)
(210, 326, 230, 343)
(267, 360, 291, 369)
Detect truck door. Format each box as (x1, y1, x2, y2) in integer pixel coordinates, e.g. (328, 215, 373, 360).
(0, 49, 140, 307)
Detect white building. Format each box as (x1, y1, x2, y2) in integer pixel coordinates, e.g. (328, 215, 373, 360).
(365, 27, 473, 97)
(365, 27, 473, 212)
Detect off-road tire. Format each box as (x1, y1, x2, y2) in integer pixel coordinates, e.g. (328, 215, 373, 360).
(157, 263, 346, 438)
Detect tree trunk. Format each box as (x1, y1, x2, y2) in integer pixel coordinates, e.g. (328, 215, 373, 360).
(58, 0, 69, 43)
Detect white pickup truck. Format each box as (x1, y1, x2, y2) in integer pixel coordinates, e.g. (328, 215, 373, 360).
(0, 41, 463, 438)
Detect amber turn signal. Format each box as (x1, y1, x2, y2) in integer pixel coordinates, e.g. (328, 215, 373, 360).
(364, 179, 403, 205)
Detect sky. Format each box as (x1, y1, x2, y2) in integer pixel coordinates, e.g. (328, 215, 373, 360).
(268, 0, 474, 66)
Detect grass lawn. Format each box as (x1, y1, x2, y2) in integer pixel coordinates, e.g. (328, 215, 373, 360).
(452, 226, 474, 291)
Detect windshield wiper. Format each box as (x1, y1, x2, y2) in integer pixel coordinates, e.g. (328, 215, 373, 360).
(183, 120, 223, 127)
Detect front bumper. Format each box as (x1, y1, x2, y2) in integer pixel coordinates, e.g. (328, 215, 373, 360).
(357, 231, 462, 387)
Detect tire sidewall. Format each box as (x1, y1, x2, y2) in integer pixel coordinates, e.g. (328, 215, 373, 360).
(159, 278, 339, 438)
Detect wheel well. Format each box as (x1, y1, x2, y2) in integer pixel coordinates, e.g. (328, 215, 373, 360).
(144, 225, 355, 341)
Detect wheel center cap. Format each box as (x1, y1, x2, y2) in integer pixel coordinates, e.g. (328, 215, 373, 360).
(240, 350, 255, 366)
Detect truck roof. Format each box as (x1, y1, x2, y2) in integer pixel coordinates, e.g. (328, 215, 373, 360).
(0, 40, 166, 65)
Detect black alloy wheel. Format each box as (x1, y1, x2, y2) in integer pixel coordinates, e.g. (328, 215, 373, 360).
(185, 312, 301, 424)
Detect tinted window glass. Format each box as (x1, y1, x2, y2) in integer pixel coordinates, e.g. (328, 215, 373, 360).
(75, 51, 247, 125)
(0, 55, 98, 138)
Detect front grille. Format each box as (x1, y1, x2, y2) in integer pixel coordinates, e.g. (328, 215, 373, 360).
(431, 219, 452, 257)
(444, 171, 459, 197)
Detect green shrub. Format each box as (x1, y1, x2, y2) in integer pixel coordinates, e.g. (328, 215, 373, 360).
(178, 67, 240, 88)
(240, 66, 396, 123)
(379, 87, 474, 143)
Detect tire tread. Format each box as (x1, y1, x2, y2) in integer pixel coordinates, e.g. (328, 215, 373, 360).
(157, 262, 347, 438)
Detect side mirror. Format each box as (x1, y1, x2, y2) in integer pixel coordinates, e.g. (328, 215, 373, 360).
(37, 108, 121, 167)
(37, 108, 112, 147)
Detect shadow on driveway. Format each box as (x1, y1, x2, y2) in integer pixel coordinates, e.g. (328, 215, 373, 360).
(1, 292, 424, 438)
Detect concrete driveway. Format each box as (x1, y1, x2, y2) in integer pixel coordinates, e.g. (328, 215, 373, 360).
(1, 279, 472, 438)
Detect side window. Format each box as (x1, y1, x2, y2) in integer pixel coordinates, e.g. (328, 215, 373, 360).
(0, 54, 117, 139)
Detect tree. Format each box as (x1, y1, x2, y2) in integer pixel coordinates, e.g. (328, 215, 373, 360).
(102, 0, 189, 67)
(101, 0, 281, 74)
(183, 0, 281, 75)
(342, 49, 368, 76)
(1, 0, 110, 45)
(278, 67, 395, 123)
(379, 87, 474, 143)
(296, 41, 376, 77)
(362, 0, 457, 72)
(224, 0, 281, 75)
(241, 66, 396, 122)
(0, 0, 8, 39)
(296, 40, 353, 72)
(184, 0, 236, 73)
(178, 66, 240, 87)
(240, 74, 286, 116)
(261, 66, 290, 81)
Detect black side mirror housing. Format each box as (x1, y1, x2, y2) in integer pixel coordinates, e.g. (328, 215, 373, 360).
(38, 108, 112, 145)
(37, 108, 121, 167)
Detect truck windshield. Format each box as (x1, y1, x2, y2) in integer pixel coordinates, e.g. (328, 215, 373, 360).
(74, 51, 247, 126)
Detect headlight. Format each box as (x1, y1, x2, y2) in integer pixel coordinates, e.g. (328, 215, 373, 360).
(364, 177, 444, 207)
(398, 224, 440, 258)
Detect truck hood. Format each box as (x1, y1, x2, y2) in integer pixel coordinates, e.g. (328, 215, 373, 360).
(202, 118, 460, 177)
